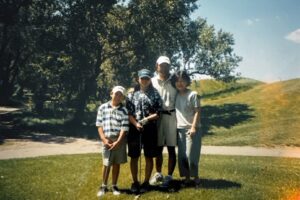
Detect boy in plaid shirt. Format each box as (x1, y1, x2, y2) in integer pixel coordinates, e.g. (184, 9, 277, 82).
(96, 86, 129, 197)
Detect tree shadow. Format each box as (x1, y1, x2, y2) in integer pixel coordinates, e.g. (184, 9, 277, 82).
(1, 103, 254, 144)
(201, 103, 254, 136)
(0, 111, 99, 144)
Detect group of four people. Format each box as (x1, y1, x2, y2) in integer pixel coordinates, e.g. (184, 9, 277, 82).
(95, 56, 202, 197)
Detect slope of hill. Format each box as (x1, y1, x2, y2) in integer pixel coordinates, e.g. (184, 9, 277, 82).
(196, 78, 300, 147)
(191, 77, 264, 100)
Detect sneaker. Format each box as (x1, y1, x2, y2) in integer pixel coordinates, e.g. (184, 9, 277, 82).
(161, 175, 172, 188)
(149, 172, 164, 185)
(112, 185, 121, 195)
(97, 186, 108, 197)
(130, 181, 140, 194)
(140, 182, 150, 193)
(194, 178, 200, 188)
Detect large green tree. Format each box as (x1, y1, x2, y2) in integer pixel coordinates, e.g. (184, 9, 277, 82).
(1, 0, 242, 122)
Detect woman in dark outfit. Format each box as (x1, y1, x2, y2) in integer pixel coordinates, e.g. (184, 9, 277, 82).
(126, 69, 162, 193)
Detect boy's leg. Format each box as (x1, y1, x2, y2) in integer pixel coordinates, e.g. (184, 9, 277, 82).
(111, 164, 121, 195)
(112, 164, 120, 185)
(102, 165, 110, 185)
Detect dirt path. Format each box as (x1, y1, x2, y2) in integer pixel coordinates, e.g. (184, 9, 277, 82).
(1, 138, 300, 160)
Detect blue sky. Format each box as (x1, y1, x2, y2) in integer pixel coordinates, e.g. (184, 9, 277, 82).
(192, 0, 300, 82)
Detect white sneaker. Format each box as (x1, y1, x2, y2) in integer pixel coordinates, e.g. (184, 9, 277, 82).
(161, 175, 172, 188)
(112, 186, 121, 195)
(97, 186, 108, 197)
(149, 172, 164, 185)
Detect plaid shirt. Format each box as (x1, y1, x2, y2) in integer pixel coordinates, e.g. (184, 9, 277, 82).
(126, 86, 162, 121)
(96, 101, 129, 138)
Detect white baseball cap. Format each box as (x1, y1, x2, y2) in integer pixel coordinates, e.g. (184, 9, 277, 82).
(156, 56, 171, 65)
(112, 86, 125, 95)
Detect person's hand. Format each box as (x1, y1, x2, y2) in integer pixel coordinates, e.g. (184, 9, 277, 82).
(103, 138, 113, 148)
(188, 126, 197, 137)
(135, 122, 144, 131)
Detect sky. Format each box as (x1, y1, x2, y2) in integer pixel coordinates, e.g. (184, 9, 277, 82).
(192, 0, 300, 83)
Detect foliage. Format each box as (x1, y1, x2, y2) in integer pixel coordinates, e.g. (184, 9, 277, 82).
(0, 0, 242, 122)
(179, 18, 243, 81)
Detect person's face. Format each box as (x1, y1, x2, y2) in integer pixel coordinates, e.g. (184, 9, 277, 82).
(156, 63, 170, 75)
(111, 91, 124, 104)
(138, 77, 151, 89)
(175, 77, 188, 92)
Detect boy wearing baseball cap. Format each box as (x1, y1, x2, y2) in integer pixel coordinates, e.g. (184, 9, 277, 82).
(96, 86, 129, 197)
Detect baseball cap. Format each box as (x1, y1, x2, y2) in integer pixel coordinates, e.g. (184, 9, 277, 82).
(156, 56, 171, 65)
(112, 86, 125, 95)
(138, 69, 152, 78)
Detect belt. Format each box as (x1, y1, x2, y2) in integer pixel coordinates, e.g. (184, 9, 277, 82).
(160, 109, 175, 115)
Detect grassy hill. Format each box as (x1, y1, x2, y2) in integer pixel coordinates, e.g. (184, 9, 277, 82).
(193, 78, 300, 147)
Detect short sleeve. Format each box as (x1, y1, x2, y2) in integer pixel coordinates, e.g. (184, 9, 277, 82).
(190, 91, 200, 108)
(121, 107, 129, 131)
(95, 106, 103, 127)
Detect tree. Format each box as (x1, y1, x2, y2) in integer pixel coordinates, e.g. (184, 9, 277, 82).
(97, 0, 199, 91)
(0, 0, 32, 105)
(178, 18, 242, 81)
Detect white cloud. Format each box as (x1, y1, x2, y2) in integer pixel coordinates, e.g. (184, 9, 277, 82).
(246, 19, 254, 25)
(245, 18, 260, 26)
(275, 15, 281, 21)
(285, 29, 300, 44)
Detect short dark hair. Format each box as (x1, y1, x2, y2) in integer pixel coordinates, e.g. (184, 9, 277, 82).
(171, 70, 191, 87)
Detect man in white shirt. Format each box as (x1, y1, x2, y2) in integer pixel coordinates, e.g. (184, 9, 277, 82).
(150, 56, 177, 188)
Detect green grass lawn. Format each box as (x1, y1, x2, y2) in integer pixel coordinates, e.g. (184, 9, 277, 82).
(191, 78, 300, 147)
(0, 154, 299, 200)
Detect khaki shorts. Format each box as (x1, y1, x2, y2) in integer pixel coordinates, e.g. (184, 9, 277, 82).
(102, 138, 127, 166)
(157, 112, 177, 146)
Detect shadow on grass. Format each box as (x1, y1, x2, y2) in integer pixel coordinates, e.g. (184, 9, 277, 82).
(1, 103, 254, 144)
(201, 103, 254, 136)
(0, 110, 99, 144)
(118, 178, 241, 195)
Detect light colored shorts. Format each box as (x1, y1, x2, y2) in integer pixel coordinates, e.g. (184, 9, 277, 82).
(102, 138, 127, 166)
(157, 112, 177, 146)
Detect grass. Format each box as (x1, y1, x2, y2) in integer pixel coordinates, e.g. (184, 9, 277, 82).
(191, 78, 300, 147)
(0, 154, 299, 200)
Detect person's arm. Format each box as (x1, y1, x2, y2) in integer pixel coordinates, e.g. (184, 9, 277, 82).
(189, 107, 201, 137)
(97, 127, 112, 148)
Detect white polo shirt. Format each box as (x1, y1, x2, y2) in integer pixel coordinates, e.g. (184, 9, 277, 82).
(151, 75, 177, 110)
